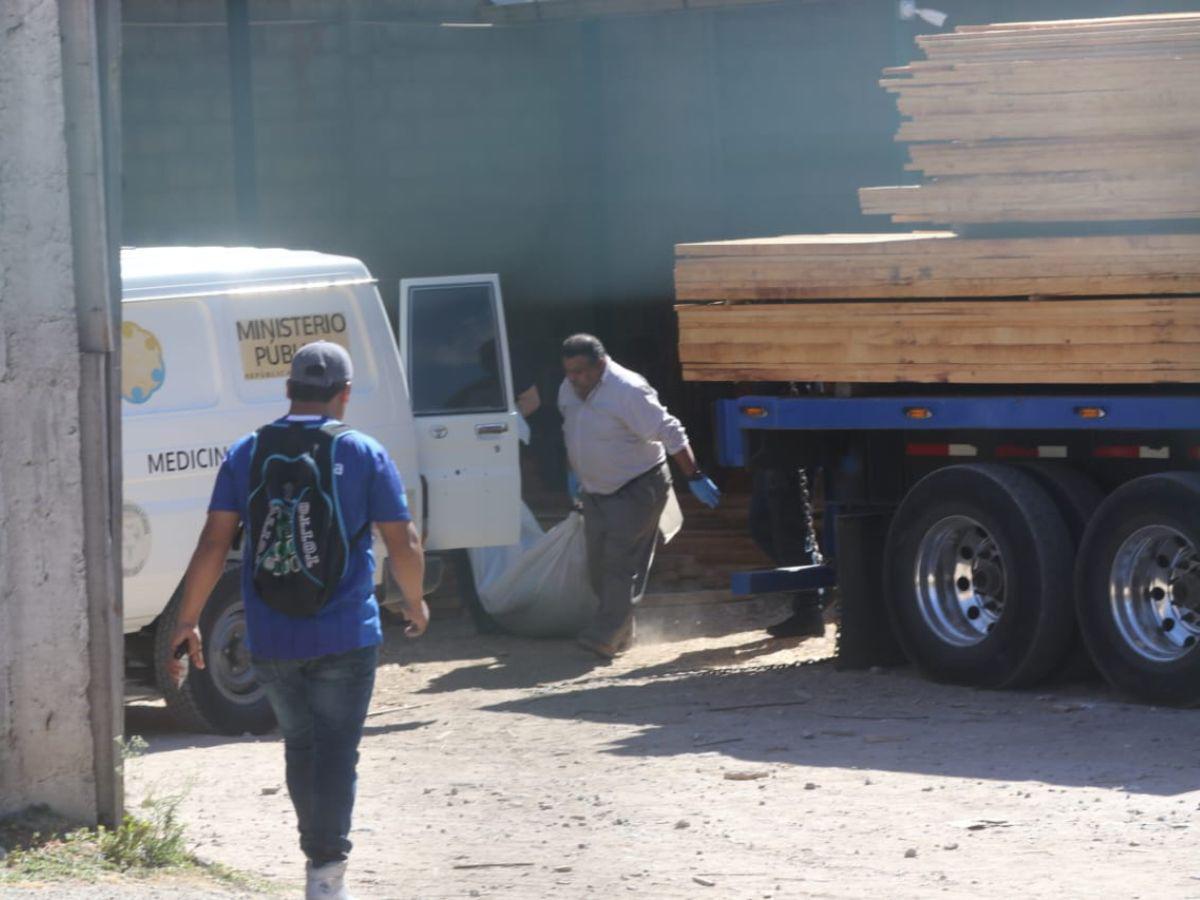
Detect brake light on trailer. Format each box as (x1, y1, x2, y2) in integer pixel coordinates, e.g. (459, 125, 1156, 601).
(1094, 446, 1170, 460)
(996, 445, 1068, 459)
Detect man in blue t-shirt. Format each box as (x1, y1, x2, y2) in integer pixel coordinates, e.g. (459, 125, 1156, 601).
(165, 341, 426, 900)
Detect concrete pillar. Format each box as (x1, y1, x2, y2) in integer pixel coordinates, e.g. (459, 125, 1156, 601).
(0, 0, 121, 825)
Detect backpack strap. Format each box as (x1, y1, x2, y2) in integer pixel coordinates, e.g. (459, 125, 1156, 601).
(318, 420, 371, 551)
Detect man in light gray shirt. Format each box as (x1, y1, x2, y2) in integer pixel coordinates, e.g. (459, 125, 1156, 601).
(559, 334, 720, 658)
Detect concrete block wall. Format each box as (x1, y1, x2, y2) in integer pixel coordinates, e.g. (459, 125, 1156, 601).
(119, 0, 1200, 403)
(122, 13, 236, 244)
(0, 0, 99, 822)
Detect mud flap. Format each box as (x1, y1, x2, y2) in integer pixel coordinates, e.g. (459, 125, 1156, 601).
(835, 510, 907, 670)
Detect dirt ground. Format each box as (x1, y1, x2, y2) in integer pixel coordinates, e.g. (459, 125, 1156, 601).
(16, 593, 1200, 899)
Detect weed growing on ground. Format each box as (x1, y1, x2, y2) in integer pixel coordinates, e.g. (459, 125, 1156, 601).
(0, 791, 271, 893)
(120, 733, 150, 761)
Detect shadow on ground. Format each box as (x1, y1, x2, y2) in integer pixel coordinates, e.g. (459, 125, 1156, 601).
(405, 595, 794, 694)
(483, 650, 1200, 798)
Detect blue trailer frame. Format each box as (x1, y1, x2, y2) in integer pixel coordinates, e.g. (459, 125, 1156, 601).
(717, 395, 1200, 469)
(718, 394, 1200, 596)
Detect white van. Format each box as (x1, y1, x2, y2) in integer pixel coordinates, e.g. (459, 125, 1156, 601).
(121, 247, 521, 732)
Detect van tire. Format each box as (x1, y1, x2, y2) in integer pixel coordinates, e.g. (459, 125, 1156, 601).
(154, 573, 276, 735)
(884, 464, 1075, 688)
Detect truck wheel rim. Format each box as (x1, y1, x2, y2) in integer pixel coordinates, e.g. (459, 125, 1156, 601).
(209, 602, 265, 706)
(914, 516, 1007, 648)
(1109, 525, 1200, 664)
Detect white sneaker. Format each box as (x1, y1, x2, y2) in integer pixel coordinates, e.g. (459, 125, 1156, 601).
(306, 860, 354, 900)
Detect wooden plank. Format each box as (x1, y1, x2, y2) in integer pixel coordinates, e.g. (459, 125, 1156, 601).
(894, 110, 1200, 142)
(896, 88, 1200, 118)
(859, 174, 1200, 224)
(680, 363, 1200, 385)
(954, 14, 1200, 33)
(675, 297, 1200, 384)
(675, 233, 1200, 300)
(676, 232, 1200, 258)
(904, 139, 1200, 177)
(918, 34, 1200, 62)
(676, 274, 1200, 302)
(882, 59, 1200, 92)
(922, 23, 1200, 49)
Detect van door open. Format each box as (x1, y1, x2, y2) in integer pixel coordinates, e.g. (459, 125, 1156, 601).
(399, 274, 521, 550)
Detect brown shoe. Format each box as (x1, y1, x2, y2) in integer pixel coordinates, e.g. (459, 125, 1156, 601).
(577, 634, 620, 659)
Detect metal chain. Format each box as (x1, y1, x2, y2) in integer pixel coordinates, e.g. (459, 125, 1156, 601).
(797, 467, 824, 566)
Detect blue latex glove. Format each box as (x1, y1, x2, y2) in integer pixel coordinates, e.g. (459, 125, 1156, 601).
(566, 470, 582, 503)
(688, 475, 721, 509)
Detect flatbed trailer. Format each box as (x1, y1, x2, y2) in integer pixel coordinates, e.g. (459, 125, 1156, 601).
(716, 390, 1200, 705)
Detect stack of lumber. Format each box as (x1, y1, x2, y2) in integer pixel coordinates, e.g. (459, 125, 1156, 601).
(674, 230, 1200, 384)
(860, 13, 1200, 224)
(675, 13, 1200, 386)
(675, 232, 1200, 302)
(675, 289, 1200, 384)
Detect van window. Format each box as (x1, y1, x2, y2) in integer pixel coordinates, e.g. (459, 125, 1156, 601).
(408, 283, 506, 416)
(121, 300, 219, 415)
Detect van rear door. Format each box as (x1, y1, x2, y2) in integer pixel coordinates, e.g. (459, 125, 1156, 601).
(399, 274, 520, 550)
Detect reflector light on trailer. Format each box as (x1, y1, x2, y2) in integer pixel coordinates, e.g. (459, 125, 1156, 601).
(1075, 406, 1108, 420)
(995, 445, 1037, 459)
(904, 407, 934, 420)
(906, 443, 977, 458)
(996, 445, 1068, 459)
(740, 406, 768, 418)
(1094, 446, 1170, 460)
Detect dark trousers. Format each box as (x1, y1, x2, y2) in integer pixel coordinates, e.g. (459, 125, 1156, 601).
(579, 463, 670, 643)
(253, 643, 378, 866)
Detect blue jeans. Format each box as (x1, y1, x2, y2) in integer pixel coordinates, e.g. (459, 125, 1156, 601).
(253, 643, 378, 866)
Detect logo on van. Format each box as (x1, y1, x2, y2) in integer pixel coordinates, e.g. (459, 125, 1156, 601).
(236, 313, 349, 381)
(122, 503, 152, 577)
(121, 321, 166, 404)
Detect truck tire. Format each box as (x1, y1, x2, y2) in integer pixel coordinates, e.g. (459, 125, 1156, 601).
(884, 464, 1074, 688)
(154, 573, 276, 735)
(1018, 464, 1106, 681)
(1018, 464, 1104, 546)
(1075, 472, 1200, 706)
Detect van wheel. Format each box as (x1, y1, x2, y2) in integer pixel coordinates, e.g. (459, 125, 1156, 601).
(154, 574, 276, 735)
(884, 464, 1074, 688)
(1076, 473, 1200, 706)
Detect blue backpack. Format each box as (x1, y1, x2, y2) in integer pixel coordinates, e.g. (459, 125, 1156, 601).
(247, 421, 362, 617)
